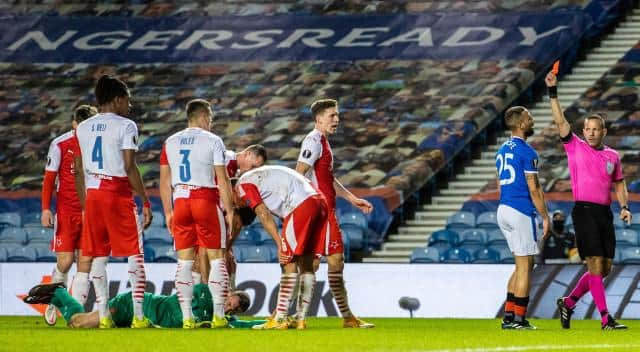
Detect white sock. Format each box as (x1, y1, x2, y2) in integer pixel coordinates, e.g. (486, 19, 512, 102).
(296, 273, 315, 321)
(208, 259, 229, 318)
(275, 273, 298, 321)
(90, 257, 110, 320)
(176, 259, 194, 321)
(191, 270, 202, 285)
(70, 272, 90, 305)
(51, 264, 67, 285)
(127, 254, 146, 320)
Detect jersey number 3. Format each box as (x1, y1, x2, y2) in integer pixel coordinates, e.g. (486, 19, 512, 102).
(496, 153, 515, 185)
(179, 149, 191, 182)
(92, 136, 103, 170)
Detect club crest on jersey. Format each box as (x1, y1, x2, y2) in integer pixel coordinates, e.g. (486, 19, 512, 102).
(302, 149, 312, 159)
(606, 161, 614, 175)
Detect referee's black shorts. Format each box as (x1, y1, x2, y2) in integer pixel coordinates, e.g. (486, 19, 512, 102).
(571, 201, 616, 259)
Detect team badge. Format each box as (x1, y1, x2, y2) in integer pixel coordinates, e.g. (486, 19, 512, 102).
(606, 161, 614, 175)
(302, 149, 312, 159)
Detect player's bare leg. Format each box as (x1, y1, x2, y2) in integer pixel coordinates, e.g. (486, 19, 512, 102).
(511, 255, 535, 329)
(69, 311, 100, 328)
(326, 253, 374, 328)
(176, 247, 196, 329)
(207, 248, 230, 328)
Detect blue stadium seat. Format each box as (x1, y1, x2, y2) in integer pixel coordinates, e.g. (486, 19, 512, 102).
(25, 227, 53, 244)
(0, 212, 21, 228)
(0, 228, 28, 245)
(151, 211, 165, 227)
(341, 224, 363, 250)
(143, 246, 156, 263)
(472, 248, 500, 264)
(459, 229, 487, 245)
(428, 229, 459, 251)
(564, 215, 573, 228)
(619, 247, 640, 264)
(35, 247, 56, 262)
(252, 226, 275, 245)
(0, 247, 7, 262)
(459, 243, 485, 255)
(476, 212, 499, 230)
(341, 230, 351, 262)
(486, 229, 507, 246)
(630, 214, 640, 232)
(613, 216, 629, 229)
(616, 229, 639, 247)
(492, 245, 514, 264)
(445, 211, 475, 231)
(144, 226, 172, 246)
(153, 245, 177, 263)
(410, 247, 440, 263)
(232, 244, 249, 262)
(339, 212, 367, 228)
(7, 246, 36, 262)
(235, 227, 260, 245)
(441, 248, 471, 264)
(21, 212, 43, 227)
(241, 245, 276, 263)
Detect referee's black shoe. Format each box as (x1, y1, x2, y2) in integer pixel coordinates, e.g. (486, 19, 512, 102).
(557, 297, 574, 329)
(23, 282, 65, 305)
(602, 315, 628, 330)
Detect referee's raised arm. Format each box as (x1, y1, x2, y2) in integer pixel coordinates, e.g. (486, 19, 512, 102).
(545, 71, 572, 139)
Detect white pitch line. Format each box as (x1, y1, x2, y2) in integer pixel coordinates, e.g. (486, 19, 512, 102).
(413, 344, 640, 352)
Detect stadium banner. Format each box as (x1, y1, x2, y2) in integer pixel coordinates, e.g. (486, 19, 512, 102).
(3, 263, 639, 319)
(0, 11, 591, 63)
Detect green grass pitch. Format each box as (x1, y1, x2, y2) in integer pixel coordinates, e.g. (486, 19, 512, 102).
(1, 317, 638, 352)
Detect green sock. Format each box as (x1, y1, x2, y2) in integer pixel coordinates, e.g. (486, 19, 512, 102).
(50, 288, 85, 322)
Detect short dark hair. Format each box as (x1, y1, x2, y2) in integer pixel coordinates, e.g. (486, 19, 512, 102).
(245, 144, 268, 163)
(232, 290, 251, 313)
(310, 99, 338, 118)
(95, 75, 129, 106)
(584, 113, 606, 129)
(236, 206, 256, 227)
(504, 106, 526, 131)
(73, 105, 97, 122)
(186, 99, 212, 121)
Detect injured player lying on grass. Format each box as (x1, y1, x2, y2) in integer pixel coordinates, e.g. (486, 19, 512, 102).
(23, 282, 265, 329)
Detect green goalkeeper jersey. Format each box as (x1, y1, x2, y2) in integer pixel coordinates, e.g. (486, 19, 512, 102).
(109, 284, 212, 328)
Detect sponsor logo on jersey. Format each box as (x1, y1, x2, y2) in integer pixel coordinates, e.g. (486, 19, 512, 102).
(302, 149, 312, 159)
(606, 161, 614, 175)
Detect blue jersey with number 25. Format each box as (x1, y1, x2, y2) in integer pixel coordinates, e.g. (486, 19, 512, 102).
(496, 136, 539, 216)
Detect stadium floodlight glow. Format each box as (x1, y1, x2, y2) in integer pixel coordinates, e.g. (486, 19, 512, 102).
(398, 296, 420, 318)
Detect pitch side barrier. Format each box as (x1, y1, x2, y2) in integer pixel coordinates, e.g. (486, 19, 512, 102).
(2, 263, 638, 319)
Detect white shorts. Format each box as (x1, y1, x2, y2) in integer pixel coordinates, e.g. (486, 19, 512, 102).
(497, 204, 539, 256)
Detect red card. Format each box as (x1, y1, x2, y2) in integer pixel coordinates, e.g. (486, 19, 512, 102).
(551, 60, 560, 75)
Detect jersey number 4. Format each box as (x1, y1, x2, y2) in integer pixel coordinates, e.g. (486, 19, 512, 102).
(496, 153, 515, 185)
(92, 136, 103, 170)
(179, 149, 191, 182)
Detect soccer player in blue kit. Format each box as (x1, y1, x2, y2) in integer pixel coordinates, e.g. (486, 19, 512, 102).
(495, 106, 550, 330)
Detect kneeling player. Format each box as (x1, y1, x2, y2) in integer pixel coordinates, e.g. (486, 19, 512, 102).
(23, 282, 262, 329)
(236, 165, 328, 329)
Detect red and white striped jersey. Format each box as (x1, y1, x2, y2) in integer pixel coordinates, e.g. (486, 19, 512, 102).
(237, 165, 319, 218)
(75, 113, 138, 192)
(160, 127, 226, 188)
(297, 129, 336, 208)
(45, 130, 81, 211)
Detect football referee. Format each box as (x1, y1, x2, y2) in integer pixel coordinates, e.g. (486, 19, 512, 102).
(545, 71, 630, 330)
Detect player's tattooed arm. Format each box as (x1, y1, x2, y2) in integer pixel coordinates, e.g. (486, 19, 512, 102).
(526, 173, 550, 239)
